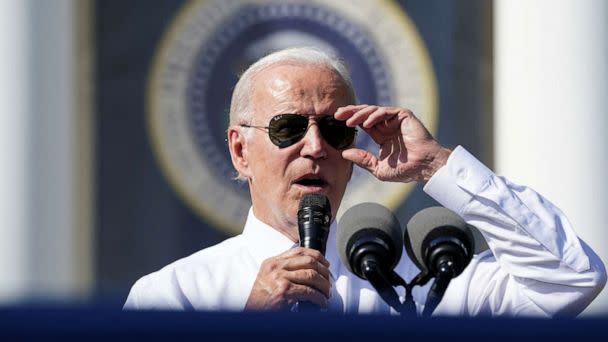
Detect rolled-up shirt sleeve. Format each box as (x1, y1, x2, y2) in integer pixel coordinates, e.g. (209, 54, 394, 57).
(424, 146, 606, 317)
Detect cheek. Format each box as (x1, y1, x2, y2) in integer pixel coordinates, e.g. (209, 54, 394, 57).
(250, 148, 291, 186)
(328, 158, 352, 198)
(335, 157, 353, 182)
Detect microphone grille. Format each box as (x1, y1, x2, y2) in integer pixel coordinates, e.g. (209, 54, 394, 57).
(405, 206, 487, 273)
(337, 202, 403, 274)
(299, 193, 330, 211)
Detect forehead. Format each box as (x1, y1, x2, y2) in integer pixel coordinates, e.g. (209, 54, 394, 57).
(251, 64, 352, 118)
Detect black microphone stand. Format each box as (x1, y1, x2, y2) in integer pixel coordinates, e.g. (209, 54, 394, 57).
(421, 256, 455, 317)
(349, 239, 417, 316)
(361, 260, 440, 317)
(420, 236, 472, 317)
(357, 250, 471, 318)
(360, 257, 412, 315)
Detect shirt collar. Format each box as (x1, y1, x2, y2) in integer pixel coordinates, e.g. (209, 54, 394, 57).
(241, 207, 342, 278)
(242, 208, 298, 265)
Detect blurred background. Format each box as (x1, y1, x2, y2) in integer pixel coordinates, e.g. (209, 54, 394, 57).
(0, 0, 606, 316)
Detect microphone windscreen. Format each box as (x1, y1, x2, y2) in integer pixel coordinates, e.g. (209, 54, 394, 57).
(337, 202, 403, 274)
(405, 206, 487, 273)
(299, 193, 331, 212)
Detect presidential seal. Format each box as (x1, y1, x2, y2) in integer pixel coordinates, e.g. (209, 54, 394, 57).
(148, 0, 438, 235)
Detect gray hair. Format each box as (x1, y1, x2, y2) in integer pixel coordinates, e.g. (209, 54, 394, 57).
(228, 46, 356, 126)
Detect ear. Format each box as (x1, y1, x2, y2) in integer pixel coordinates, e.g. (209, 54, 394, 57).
(227, 127, 252, 179)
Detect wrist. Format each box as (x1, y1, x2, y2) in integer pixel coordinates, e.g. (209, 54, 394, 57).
(421, 146, 451, 183)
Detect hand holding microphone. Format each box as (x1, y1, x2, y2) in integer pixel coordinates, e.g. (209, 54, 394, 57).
(297, 193, 332, 311)
(244, 247, 331, 311)
(245, 193, 332, 312)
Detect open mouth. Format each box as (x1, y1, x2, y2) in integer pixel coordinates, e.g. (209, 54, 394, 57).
(294, 175, 328, 188)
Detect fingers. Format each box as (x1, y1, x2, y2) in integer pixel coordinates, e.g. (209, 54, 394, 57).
(285, 269, 331, 299)
(335, 104, 444, 184)
(281, 282, 329, 308)
(283, 254, 331, 280)
(282, 247, 330, 267)
(280, 248, 331, 297)
(334, 104, 369, 121)
(363, 107, 401, 130)
(335, 105, 406, 129)
(341, 148, 378, 175)
(342, 105, 381, 127)
(245, 247, 333, 311)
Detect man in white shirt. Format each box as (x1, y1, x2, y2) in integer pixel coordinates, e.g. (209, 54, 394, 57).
(124, 47, 606, 316)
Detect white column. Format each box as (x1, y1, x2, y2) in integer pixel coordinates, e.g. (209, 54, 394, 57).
(495, 0, 608, 315)
(0, 0, 93, 303)
(0, 0, 31, 302)
(27, 0, 93, 300)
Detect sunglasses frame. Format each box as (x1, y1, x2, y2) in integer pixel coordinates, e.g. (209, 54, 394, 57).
(240, 113, 357, 149)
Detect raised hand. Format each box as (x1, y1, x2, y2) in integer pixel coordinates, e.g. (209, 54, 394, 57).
(334, 105, 451, 183)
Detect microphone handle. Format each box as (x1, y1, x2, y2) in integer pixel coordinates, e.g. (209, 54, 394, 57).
(299, 218, 328, 255)
(297, 234, 326, 312)
(297, 219, 329, 312)
(300, 237, 326, 254)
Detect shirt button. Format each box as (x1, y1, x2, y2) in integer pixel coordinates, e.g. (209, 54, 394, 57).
(457, 168, 468, 180)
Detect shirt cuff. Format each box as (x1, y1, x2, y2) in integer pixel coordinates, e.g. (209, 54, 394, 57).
(423, 146, 493, 214)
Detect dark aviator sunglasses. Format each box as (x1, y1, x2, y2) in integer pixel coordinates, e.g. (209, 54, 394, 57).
(240, 113, 357, 149)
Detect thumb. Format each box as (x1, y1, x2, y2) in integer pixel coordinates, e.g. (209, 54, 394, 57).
(342, 148, 378, 174)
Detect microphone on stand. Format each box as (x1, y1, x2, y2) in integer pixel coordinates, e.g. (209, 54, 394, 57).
(297, 193, 331, 312)
(336, 202, 414, 314)
(404, 206, 487, 317)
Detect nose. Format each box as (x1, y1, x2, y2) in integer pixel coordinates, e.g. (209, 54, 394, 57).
(300, 123, 327, 160)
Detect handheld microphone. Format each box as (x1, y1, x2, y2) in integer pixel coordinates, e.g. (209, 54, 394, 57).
(297, 193, 331, 311)
(336, 202, 408, 313)
(404, 206, 485, 316)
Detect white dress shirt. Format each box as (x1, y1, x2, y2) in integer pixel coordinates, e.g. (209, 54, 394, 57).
(124, 146, 606, 316)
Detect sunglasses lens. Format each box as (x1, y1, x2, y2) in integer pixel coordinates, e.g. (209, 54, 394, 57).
(268, 114, 308, 148)
(318, 116, 357, 149)
(267, 114, 356, 149)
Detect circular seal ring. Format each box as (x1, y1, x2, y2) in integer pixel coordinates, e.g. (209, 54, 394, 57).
(147, 0, 438, 235)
